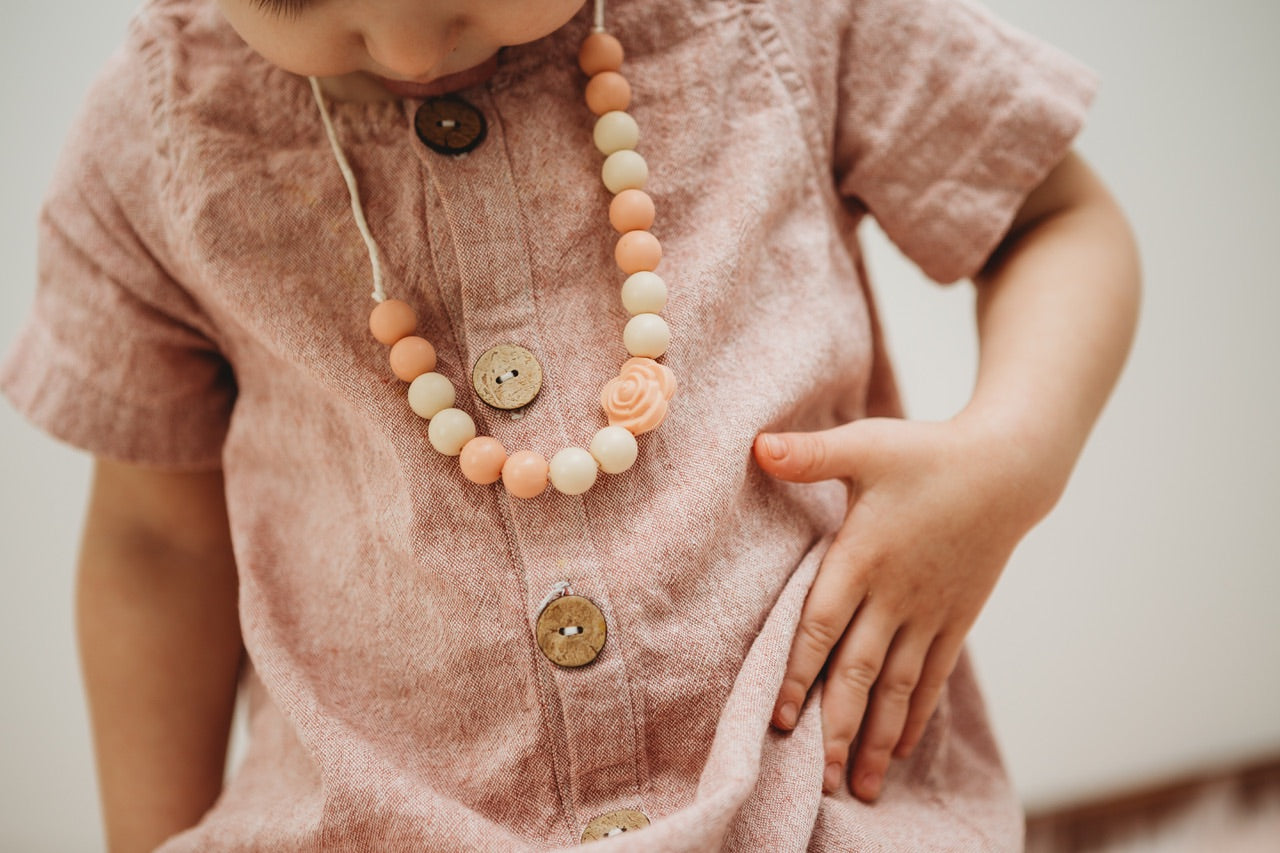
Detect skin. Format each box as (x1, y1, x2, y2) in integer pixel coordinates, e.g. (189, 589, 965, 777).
(756, 150, 1141, 800)
(78, 2, 1140, 848)
(215, 0, 589, 100)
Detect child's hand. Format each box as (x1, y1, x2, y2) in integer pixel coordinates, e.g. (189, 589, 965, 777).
(752, 416, 1056, 802)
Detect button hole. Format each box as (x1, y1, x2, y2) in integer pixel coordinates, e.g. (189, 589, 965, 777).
(559, 625, 583, 636)
(495, 369, 518, 385)
(605, 828, 626, 836)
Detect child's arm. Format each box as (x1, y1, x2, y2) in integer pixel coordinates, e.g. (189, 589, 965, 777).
(77, 458, 242, 852)
(753, 150, 1141, 801)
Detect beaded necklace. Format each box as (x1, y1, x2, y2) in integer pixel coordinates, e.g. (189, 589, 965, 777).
(308, 0, 674, 500)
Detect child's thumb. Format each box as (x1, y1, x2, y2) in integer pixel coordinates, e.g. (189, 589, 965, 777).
(752, 429, 855, 483)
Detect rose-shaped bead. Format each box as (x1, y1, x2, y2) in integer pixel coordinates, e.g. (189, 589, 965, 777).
(599, 357, 677, 435)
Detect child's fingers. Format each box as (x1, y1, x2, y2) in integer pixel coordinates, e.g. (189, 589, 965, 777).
(752, 425, 866, 485)
(846, 628, 935, 801)
(816, 604, 898, 794)
(770, 535, 870, 732)
(893, 633, 965, 758)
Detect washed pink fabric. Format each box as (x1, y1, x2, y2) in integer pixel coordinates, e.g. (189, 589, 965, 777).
(1, 0, 1096, 848)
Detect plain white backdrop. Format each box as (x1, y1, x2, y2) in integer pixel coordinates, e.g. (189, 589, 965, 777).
(1, 1, 1277, 849)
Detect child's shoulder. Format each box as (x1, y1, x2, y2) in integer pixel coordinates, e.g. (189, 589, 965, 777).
(81, 0, 315, 171)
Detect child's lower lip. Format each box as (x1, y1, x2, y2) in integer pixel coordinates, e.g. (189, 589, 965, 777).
(374, 55, 500, 98)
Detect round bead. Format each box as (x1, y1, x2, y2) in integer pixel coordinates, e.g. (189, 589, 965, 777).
(388, 336, 437, 382)
(623, 313, 671, 358)
(609, 189, 655, 233)
(615, 230, 662, 274)
(621, 271, 668, 315)
(585, 71, 631, 115)
(502, 450, 549, 499)
(459, 437, 508, 485)
(593, 111, 640, 156)
(427, 408, 476, 456)
(369, 299, 417, 346)
(578, 32, 624, 75)
(549, 447, 599, 495)
(590, 426, 639, 474)
(407, 372, 456, 419)
(602, 150, 648, 194)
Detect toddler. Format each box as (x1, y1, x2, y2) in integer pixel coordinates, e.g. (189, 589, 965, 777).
(0, 0, 1139, 849)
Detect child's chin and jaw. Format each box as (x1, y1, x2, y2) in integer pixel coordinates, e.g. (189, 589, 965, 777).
(216, 0, 588, 101)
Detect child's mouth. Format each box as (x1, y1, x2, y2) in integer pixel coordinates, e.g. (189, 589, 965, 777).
(373, 54, 501, 98)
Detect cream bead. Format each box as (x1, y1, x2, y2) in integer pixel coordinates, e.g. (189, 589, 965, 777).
(590, 426, 639, 474)
(407, 372, 456, 419)
(593, 111, 640, 155)
(427, 408, 476, 456)
(621, 271, 667, 315)
(602, 150, 648, 194)
(549, 447, 599, 495)
(623, 313, 670, 358)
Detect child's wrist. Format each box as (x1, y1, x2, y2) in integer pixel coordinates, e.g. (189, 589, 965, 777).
(949, 401, 1079, 528)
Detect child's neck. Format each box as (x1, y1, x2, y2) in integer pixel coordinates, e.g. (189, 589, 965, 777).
(315, 72, 401, 103)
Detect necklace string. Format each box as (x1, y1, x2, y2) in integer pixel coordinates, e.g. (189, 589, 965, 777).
(306, 0, 677, 501)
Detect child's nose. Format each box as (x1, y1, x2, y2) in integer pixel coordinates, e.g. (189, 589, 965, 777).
(363, 17, 461, 81)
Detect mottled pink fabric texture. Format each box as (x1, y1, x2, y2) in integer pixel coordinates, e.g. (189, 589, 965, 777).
(1, 0, 1096, 848)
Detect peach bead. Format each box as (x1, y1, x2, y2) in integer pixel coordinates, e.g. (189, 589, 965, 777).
(578, 32, 624, 75)
(615, 230, 662, 274)
(459, 437, 508, 485)
(585, 71, 631, 115)
(388, 336, 437, 382)
(502, 450, 549, 499)
(369, 299, 417, 345)
(609, 189, 655, 233)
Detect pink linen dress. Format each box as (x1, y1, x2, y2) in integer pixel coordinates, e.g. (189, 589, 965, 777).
(0, 0, 1096, 848)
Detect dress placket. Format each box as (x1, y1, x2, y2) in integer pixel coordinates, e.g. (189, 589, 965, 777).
(405, 90, 650, 840)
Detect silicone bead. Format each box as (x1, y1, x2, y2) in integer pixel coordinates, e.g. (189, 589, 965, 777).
(590, 426, 639, 474)
(593, 111, 640, 155)
(389, 336, 437, 382)
(503, 450, 550, 499)
(609, 189, 655, 233)
(427, 408, 476, 456)
(623, 313, 670, 358)
(579, 32, 624, 75)
(369, 299, 418, 345)
(407, 372, 456, 419)
(585, 71, 631, 115)
(602, 150, 648, 194)
(459, 436, 508, 485)
(615, 230, 662, 274)
(621, 271, 667, 315)
(549, 447, 599, 495)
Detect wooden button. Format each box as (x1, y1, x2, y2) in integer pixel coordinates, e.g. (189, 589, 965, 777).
(536, 594, 606, 668)
(580, 808, 651, 842)
(414, 97, 487, 155)
(472, 343, 543, 411)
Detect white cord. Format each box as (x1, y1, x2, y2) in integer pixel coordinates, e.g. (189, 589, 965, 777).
(309, 2, 607, 302)
(537, 580, 574, 613)
(308, 75, 387, 303)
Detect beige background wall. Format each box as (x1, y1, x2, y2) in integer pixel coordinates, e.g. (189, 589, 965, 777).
(2, 0, 1277, 848)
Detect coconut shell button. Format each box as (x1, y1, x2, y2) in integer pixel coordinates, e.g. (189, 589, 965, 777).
(472, 344, 543, 410)
(536, 594, 606, 668)
(414, 97, 487, 155)
(580, 808, 651, 842)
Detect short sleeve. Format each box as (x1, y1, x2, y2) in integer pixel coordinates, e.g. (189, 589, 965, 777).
(0, 25, 236, 470)
(834, 0, 1099, 283)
